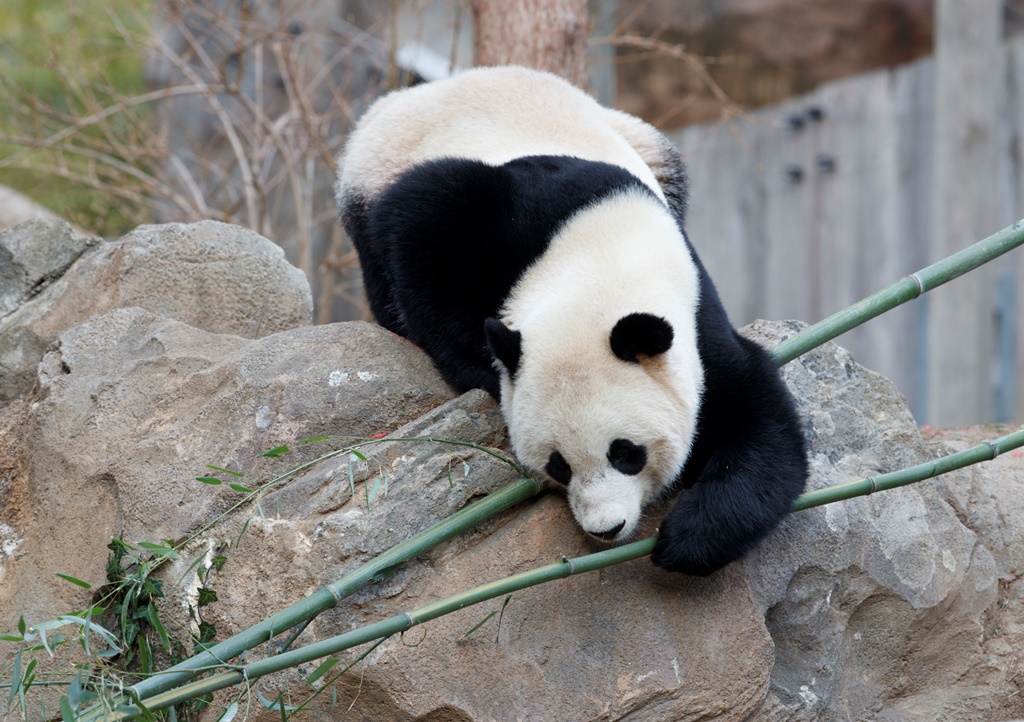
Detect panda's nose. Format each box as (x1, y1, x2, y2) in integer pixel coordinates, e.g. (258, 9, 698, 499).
(589, 520, 625, 540)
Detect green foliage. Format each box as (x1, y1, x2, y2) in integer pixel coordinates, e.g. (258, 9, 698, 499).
(1, 432, 522, 721)
(0, 528, 230, 720)
(0, 0, 150, 232)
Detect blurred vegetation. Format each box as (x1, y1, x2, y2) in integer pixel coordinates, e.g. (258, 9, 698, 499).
(0, 0, 150, 234)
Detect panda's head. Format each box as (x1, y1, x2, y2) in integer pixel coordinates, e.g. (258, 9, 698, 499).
(485, 311, 701, 543)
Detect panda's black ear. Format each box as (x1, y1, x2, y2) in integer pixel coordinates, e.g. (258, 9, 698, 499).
(610, 313, 674, 363)
(484, 317, 522, 376)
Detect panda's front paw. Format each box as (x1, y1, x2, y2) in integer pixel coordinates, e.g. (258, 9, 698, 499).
(650, 523, 724, 577)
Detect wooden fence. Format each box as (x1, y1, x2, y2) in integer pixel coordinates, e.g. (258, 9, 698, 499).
(667, 32, 1024, 426)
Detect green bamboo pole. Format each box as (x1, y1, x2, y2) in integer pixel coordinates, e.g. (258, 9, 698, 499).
(772, 218, 1024, 365)
(123, 475, 543, 702)
(102, 426, 1024, 720)
(85, 217, 1024, 717)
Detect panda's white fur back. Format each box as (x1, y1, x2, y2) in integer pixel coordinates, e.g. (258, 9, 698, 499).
(337, 66, 668, 206)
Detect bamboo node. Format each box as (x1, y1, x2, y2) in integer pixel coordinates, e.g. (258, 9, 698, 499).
(867, 476, 878, 493)
(905, 272, 925, 297)
(325, 582, 342, 604)
(984, 440, 1000, 458)
(562, 555, 576, 574)
(404, 612, 417, 628)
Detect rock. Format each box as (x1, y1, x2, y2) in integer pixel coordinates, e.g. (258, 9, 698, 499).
(740, 320, 1017, 722)
(0, 219, 313, 402)
(2, 311, 1021, 720)
(0, 308, 453, 626)
(0, 219, 98, 318)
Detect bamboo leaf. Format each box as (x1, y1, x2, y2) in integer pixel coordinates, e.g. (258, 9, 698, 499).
(216, 702, 239, 722)
(347, 459, 355, 497)
(38, 628, 52, 657)
(261, 446, 290, 458)
(255, 688, 296, 712)
(138, 634, 152, 674)
(17, 616, 24, 636)
(305, 658, 338, 685)
(0, 634, 23, 642)
(349, 449, 367, 461)
(136, 541, 168, 551)
(138, 542, 178, 560)
(8, 646, 22, 706)
(366, 475, 383, 507)
(147, 603, 170, 652)
(496, 594, 513, 643)
(60, 695, 74, 722)
(107, 536, 137, 553)
(234, 518, 251, 548)
(228, 482, 253, 493)
(69, 606, 106, 618)
(179, 553, 209, 584)
(81, 607, 93, 657)
(20, 660, 36, 713)
(206, 465, 245, 477)
(56, 573, 93, 589)
(462, 610, 499, 639)
(299, 436, 330, 444)
(195, 476, 223, 485)
(67, 669, 94, 710)
(119, 590, 132, 651)
(58, 615, 121, 652)
(31, 619, 67, 657)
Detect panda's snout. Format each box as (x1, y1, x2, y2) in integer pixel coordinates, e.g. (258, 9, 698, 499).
(569, 475, 642, 543)
(587, 520, 626, 541)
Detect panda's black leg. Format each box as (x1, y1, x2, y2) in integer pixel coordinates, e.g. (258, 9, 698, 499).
(651, 335, 807, 576)
(651, 433, 805, 575)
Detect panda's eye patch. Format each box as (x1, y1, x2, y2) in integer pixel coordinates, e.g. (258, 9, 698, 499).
(545, 451, 572, 485)
(608, 439, 647, 475)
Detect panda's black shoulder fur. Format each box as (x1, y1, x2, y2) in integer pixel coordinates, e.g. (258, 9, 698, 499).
(341, 155, 652, 397)
(652, 237, 808, 575)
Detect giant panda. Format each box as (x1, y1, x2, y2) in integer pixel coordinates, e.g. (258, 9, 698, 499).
(336, 66, 807, 576)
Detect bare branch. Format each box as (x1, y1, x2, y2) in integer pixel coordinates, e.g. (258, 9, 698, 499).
(591, 33, 744, 120)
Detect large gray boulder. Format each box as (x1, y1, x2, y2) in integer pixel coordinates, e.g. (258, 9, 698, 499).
(740, 321, 1015, 722)
(0, 308, 454, 626)
(3, 302, 1021, 720)
(0, 219, 313, 402)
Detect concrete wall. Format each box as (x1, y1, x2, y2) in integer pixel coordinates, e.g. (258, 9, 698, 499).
(668, 34, 1024, 425)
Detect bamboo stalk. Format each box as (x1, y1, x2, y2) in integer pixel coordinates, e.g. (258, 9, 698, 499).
(122, 476, 543, 703)
(100, 426, 1024, 720)
(772, 219, 1024, 365)
(86, 218, 1024, 717)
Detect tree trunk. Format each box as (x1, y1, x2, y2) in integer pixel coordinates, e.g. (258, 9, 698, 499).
(471, 0, 589, 87)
